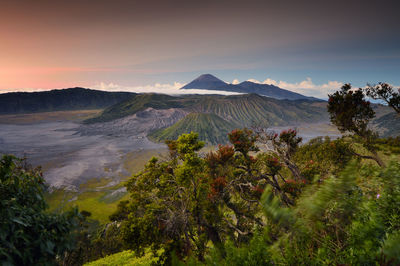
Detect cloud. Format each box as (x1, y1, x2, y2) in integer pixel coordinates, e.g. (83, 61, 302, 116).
(231, 79, 240, 85)
(94, 77, 344, 99)
(246, 78, 262, 84)
(246, 77, 343, 99)
(92, 82, 241, 95)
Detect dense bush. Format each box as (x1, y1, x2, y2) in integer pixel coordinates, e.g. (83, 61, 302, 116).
(108, 129, 400, 265)
(0, 155, 79, 265)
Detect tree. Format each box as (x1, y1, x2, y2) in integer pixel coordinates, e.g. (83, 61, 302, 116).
(114, 129, 311, 262)
(327, 84, 384, 167)
(256, 128, 304, 182)
(366, 82, 400, 114)
(115, 132, 216, 262)
(328, 84, 375, 137)
(0, 155, 79, 265)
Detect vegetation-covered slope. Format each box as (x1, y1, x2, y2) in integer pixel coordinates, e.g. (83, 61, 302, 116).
(86, 93, 328, 127)
(85, 93, 185, 123)
(148, 113, 237, 144)
(191, 93, 327, 127)
(0, 87, 133, 114)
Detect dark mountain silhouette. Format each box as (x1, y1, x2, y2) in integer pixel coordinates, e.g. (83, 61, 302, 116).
(180, 74, 320, 101)
(0, 87, 134, 114)
(180, 74, 237, 92)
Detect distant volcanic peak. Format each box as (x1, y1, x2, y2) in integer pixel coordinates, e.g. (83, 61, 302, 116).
(194, 74, 225, 83)
(180, 74, 231, 91)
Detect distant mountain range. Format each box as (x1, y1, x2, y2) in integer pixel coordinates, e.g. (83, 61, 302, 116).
(0, 87, 134, 114)
(1, 83, 396, 144)
(0, 74, 320, 115)
(180, 74, 320, 101)
(87, 93, 327, 125)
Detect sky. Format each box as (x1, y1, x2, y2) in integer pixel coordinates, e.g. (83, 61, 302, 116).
(1, 0, 399, 98)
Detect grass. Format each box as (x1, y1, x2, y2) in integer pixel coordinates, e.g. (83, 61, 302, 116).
(46, 189, 78, 211)
(84, 249, 161, 266)
(123, 148, 169, 174)
(79, 177, 114, 190)
(71, 191, 130, 223)
(45, 148, 168, 224)
(46, 187, 129, 223)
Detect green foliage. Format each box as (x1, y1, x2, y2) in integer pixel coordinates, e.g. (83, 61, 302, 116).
(380, 231, 400, 264)
(294, 136, 353, 180)
(228, 128, 259, 155)
(114, 132, 211, 262)
(61, 214, 125, 265)
(328, 83, 375, 137)
(328, 84, 386, 166)
(259, 160, 400, 265)
(149, 113, 237, 145)
(366, 82, 400, 114)
(110, 127, 400, 265)
(0, 155, 79, 265)
(114, 129, 313, 263)
(84, 249, 160, 266)
(205, 231, 272, 266)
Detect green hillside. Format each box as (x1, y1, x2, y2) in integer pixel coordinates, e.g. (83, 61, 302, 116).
(148, 113, 237, 144)
(86, 93, 328, 126)
(191, 93, 327, 127)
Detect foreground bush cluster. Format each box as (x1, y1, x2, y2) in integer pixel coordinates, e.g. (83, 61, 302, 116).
(106, 130, 399, 265)
(1, 129, 400, 265)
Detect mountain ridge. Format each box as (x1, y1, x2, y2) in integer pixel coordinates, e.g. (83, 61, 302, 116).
(0, 87, 134, 114)
(86, 93, 329, 127)
(180, 74, 320, 101)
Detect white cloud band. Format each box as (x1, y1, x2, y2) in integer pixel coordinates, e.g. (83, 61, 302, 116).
(92, 82, 241, 95)
(245, 77, 343, 99)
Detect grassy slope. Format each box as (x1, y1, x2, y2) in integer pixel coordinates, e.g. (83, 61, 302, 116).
(149, 113, 238, 144)
(84, 250, 160, 266)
